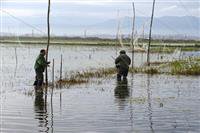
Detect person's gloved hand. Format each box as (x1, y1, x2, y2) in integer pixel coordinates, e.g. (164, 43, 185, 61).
(47, 61, 50, 67)
(116, 63, 120, 68)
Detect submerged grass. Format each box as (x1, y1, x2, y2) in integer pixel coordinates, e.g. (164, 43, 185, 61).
(56, 68, 117, 87)
(56, 57, 200, 87)
(150, 47, 200, 53)
(56, 67, 161, 86)
(72, 68, 117, 79)
(170, 57, 200, 75)
(57, 78, 89, 86)
(147, 57, 200, 75)
(130, 66, 160, 74)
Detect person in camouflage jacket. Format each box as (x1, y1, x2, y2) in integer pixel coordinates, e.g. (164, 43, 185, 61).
(33, 49, 50, 87)
(115, 50, 131, 81)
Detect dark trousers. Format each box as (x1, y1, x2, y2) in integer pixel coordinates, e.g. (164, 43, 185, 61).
(33, 69, 44, 87)
(117, 68, 129, 81)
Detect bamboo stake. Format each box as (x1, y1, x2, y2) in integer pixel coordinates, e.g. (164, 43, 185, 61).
(131, 2, 135, 69)
(115, 10, 120, 57)
(52, 59, 54, 87)
(59, 54, 63, 110)
(147, 0, 156, 66)
(50, 60, 54, 132)
(14, 47, 18, 65)
(60, 54, 63, 81)
(14, 47, 18, 77)
(58, 54, 63, 111)
(45, 0, 51, 85)
(50, 72, 54, 132)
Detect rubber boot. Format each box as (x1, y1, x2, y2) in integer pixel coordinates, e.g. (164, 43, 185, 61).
(117, 74, 122, 81)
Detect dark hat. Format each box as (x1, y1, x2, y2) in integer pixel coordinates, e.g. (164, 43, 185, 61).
(120, 50, 126, 54)
(40, 49, 46, 53)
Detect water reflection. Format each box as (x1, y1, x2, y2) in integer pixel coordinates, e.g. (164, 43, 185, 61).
(114, 80, 129, 110)
(34, 89, 49, 132)
(147, 75, 154, 133)
(50, 87, 54, 133)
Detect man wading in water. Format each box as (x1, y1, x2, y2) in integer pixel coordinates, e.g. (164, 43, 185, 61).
(33, 49, 50, 88)
(115, 50, 131, 81)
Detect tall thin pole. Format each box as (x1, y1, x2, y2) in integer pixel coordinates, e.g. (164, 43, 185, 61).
(52, 59, 54, 87)
(115, 10, 120, 57)
(60, 54, 63, 81)
(131, 2, 135, 69)
(147, 0, 156, 66)
(45, 0, 51, 85)
(14, 47, 18, 66)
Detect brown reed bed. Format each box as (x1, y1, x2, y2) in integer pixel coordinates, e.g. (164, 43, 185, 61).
(130, 66, 160, 74)
(55, 57, 200, 87)
(57, 78, 89, 86)
(56, 67, 160, 87)
(55, 68, 117, 87)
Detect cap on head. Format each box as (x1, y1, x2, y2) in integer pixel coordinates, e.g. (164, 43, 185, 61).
(40, 49, 46, 54)
(120, 50, 126, 54)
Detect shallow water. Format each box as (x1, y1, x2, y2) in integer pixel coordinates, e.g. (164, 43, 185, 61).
(0, 44, 200, 133)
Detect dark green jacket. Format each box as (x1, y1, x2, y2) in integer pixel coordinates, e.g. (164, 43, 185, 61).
(34, 54, 47, 72)
(115, 54, 131, 69)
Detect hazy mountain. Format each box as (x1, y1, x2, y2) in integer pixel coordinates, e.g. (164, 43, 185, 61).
(1, 15, 200, 39)
(87, 16, 200, 37)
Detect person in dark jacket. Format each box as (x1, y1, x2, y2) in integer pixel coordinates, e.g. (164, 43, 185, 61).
(33, 49, 50, 87)
(115, 50, 131, 81)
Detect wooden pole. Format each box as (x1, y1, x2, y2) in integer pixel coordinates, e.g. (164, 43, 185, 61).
(14, 47, 18, 77)
(50, 61, 54, 132)
(45, 0, 51, 85)
(131, 2, 135, 69)
(147, 0, 156, 66)
(52, 59, 54, 87)
(115, 10, 120, 57)
(60, 54, 63, 81)
(14, 47, 18, 65)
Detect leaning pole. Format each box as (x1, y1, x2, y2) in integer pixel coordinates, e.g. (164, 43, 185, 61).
(131, 2, 135, 69)
(45, 0, 51, 85)
(147, 0, 156, 66)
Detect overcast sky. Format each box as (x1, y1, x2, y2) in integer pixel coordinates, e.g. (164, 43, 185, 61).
(1, 0, 200, 19)
(1, 0, 199, 36)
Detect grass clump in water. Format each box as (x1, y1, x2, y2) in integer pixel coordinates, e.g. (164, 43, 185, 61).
(56, 68, 116, 86)
(144, 67, 159, 74)
(57, 78, 88, 86)
(170, 57, 200, 75)
(130, 66, 160, 75)
(74, 68, 116, 79)
(56, 57, 200, 87)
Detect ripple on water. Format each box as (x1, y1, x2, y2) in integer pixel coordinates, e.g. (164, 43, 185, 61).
(1, 44, 200, 132)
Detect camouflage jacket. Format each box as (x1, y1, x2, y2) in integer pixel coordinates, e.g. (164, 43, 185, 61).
(115, 54, 131, 69)
(34, 54, 48, 72)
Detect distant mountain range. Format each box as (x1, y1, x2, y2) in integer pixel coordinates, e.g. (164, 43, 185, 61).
(1, 16, 200, 39)
(83, 16, 199, 39)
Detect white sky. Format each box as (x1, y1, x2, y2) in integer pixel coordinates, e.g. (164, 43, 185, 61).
(1, 0, 199, 18)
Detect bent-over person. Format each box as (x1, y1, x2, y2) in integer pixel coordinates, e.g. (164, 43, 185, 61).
(115, 50, 131, 81)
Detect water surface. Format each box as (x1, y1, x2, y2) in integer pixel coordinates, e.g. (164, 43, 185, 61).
(0, 44, 199, 133)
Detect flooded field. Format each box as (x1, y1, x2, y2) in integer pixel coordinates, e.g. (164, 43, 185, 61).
(0, 44, 200, 133)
